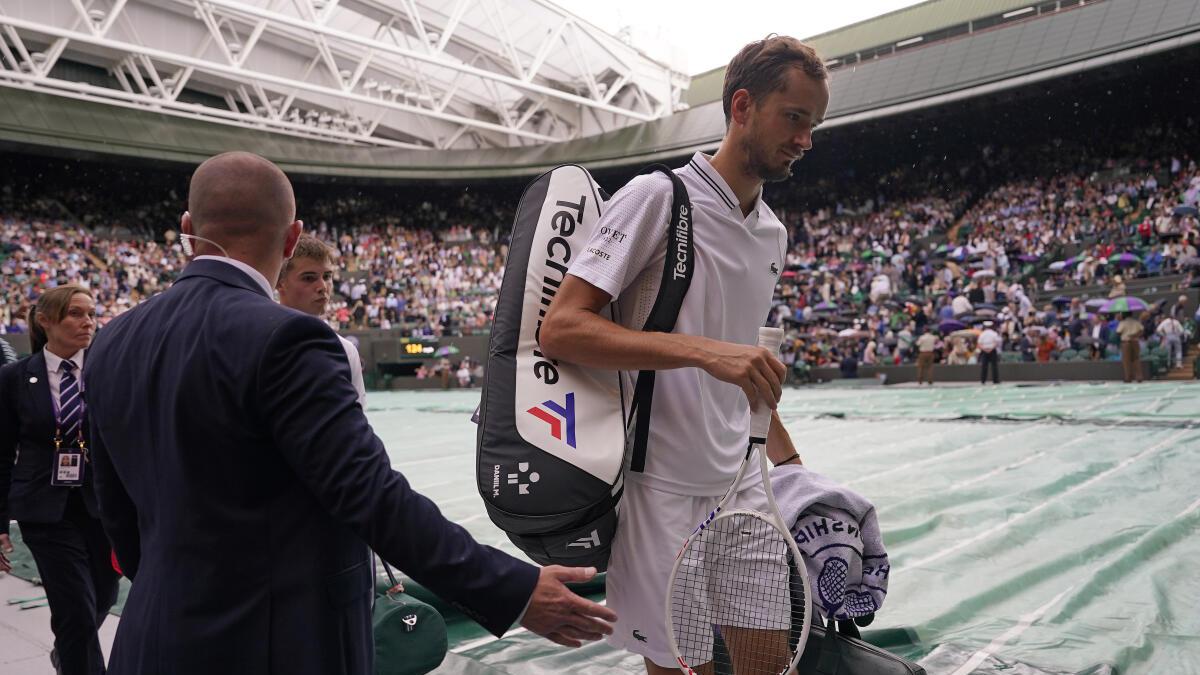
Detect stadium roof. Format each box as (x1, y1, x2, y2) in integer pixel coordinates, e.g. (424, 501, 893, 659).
(0, 0, 688, 150)
(686, 0, 1047, 107)
(2, 0, 1199, 178)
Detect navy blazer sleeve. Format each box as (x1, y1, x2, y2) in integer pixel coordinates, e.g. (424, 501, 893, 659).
(88, 417, 140, 578)
(0, 361, 17, 536)
(257, 314, 538, 636)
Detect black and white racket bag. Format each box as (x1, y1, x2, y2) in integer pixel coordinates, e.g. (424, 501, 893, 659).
(476, 163, 692, 570)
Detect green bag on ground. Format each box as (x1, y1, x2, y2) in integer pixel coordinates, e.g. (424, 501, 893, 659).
(373, 589, 448, 675)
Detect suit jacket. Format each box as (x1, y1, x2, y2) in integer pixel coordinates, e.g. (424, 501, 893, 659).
(0, 352, 101, 535)
(84, 259, 538, 675)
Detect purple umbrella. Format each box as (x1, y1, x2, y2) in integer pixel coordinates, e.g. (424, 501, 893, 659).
(1100, 296, 1148, 314)
(1084, 298, 1108, 309)
(1111, 252, 1141, 267)
(1018, 254, 1041, 262)
(812, 302, 838, 313)
(939, 320, 968, 335)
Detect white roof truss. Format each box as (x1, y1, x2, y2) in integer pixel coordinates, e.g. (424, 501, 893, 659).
(0, 0, 689, 149)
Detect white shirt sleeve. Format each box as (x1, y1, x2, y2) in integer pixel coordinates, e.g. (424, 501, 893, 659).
(566, 173, 674, 299)
(337, 335, 368, 408)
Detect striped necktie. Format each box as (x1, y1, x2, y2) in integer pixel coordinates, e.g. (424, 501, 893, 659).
(59, 360, 83, 440)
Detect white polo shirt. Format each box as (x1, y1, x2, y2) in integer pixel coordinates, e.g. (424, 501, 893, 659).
(336, 334, 367, 408)
(567, 152, 786, 496)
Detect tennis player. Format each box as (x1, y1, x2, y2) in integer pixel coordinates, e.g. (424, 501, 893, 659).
(541, 35, 828, 674)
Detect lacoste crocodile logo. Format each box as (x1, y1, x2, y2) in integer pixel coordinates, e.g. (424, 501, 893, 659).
(632, 629, 647, 643)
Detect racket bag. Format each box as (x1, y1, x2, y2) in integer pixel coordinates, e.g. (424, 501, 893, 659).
(477, 163, 692, 570)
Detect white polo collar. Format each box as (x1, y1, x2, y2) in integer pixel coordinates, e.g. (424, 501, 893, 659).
(686, 152, 764, 220)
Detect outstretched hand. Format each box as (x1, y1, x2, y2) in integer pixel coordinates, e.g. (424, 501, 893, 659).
(520, 565, 617, 648)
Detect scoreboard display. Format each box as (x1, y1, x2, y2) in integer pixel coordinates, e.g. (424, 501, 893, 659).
(400, 337, 438, 358)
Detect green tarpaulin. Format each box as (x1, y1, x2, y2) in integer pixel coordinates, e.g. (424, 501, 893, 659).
(6, 382, 1197, 673)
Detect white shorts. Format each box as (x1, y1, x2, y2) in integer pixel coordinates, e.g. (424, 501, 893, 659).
(605, 476, 773, 668)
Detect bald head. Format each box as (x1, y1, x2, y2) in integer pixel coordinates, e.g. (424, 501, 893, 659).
(187, 152, 296, 243)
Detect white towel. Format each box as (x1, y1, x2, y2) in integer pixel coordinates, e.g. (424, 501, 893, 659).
(771, 464, 889, 621)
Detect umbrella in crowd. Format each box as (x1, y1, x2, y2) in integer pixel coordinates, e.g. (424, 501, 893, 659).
(971, 269, 996, 278)
(1051, 296, 1071, 306)
(1048, 261, 1068, 271)
(1173, 205, 1199, 217)
(1179, 256, 1200, 269)
(1063, 256, 1084, 268)
(1018, 254, 1041, 262)
(812, 302, 838, 313)
(950, 329, 979, 340)
(434, 345, 461, 357)
(1100, 296, 1149, 314)
(861, 250, 888, 260)
(939, 320, 968, 334)
(1084, 298, 1109, 309)
(1111, 252, 1142, 267)
(838, 328, 870, 339)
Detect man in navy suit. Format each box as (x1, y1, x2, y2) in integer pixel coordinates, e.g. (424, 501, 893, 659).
(83, 152, 615, 675)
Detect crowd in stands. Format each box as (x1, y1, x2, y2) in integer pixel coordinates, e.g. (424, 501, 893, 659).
(3, 113, 1199, 382)
(775, 149, 1200, 379)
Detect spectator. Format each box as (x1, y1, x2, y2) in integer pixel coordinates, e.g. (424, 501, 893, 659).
(978, 321, 1002, 384)
(1156, 313, 1184, 369)
(1117, 312, 1145, 382)
(1085, 314, 1110, 360)
(1108, 274, 1127, 299)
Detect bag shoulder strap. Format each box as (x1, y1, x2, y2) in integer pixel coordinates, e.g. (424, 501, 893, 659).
(629, 164, 693, 473)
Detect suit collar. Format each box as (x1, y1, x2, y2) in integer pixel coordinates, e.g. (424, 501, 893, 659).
(22, 352, 53, 422)
(177, 258, 274, 299)
(23, 351, 47, 378)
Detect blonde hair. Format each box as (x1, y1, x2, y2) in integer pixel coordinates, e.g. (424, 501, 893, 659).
(280, 234, 336, 279)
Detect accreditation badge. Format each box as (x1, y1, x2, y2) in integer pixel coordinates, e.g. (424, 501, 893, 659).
(51, 446, 85, 487)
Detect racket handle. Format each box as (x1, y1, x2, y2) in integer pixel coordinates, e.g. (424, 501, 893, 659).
(749, 326, 785, 443)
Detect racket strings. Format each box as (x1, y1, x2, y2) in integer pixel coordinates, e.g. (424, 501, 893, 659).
(670, 512, 808, 675)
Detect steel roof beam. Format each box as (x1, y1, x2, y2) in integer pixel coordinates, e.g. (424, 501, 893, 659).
(0, 14, 560, 142)
(165, 0, 658, 122)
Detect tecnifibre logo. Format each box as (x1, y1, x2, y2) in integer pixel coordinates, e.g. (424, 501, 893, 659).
(526, 392, 576, 448)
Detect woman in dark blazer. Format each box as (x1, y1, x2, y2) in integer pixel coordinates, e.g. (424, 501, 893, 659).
(0, 284, 119, 675)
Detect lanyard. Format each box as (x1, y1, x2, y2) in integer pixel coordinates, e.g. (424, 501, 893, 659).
(49, 369, 88, 455)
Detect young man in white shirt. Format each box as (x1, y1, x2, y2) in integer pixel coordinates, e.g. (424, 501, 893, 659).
(277, 233, 367, 407)
(541, 35, 829, 674)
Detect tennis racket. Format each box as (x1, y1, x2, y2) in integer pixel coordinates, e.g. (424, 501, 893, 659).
(666, 326, 812, 675)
